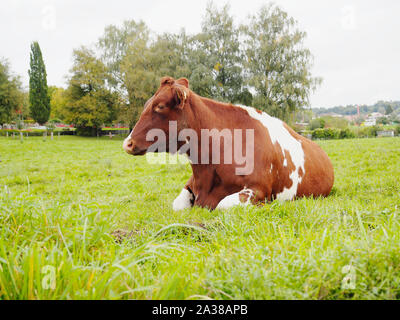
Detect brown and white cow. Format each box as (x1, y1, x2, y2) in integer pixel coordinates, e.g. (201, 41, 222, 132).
(123, 76, 334, 210)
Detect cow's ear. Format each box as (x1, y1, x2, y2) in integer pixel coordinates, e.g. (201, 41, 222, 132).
(160, 76, 175, 86)
(176, 77, 189, 88)
(174, 85, 189, 109)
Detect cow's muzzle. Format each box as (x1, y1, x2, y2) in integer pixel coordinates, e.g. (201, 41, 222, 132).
(123, 138, 147, 155)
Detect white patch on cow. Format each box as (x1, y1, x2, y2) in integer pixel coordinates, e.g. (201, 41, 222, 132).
(269, 163, 273, 173)
(123, 130, 132, 143)
(173, 188, 194, 211)
(236, 105, 305, 201)
(283, 159, 287, 167)
(216, 188, 254, 210)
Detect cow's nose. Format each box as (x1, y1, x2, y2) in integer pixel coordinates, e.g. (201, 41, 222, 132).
(123, 138, 135, 154)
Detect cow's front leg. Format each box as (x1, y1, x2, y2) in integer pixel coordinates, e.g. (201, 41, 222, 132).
(194, 192, 222, 210)
(193, 184, 231, 210)
(216, 187, 258, 210)
(172, 176, 195, 211)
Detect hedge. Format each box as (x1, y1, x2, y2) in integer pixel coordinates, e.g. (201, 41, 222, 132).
(0, 129, 74, 137)
(307, 126, 384, 140)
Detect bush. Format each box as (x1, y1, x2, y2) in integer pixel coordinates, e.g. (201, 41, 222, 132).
(309, 118, 325, 130)
(0, 129, 44, 137)
(49, 118, 62, 124)
(310, 128, 356, 140)
(0, 128, 74, 136)
(339, 128, 355, 139)
(356, 126, 378, 138)
(310, 126, 381, 140)
(75, 126, 101, 137)
(395, 125, 400, 136)
(312, 128, 340, 140)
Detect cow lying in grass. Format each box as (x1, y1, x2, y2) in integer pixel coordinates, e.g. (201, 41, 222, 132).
(123, 77, 334, 210)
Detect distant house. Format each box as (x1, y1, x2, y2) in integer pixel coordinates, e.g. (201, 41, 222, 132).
(364, 118, 376, 126)
(377, 130, 395, 137)
(364, 112, 385, 126)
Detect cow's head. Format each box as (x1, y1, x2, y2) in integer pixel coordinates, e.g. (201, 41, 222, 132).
(123, 76, 190, 155)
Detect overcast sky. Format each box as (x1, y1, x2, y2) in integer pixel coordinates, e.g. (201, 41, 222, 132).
(1, 0, 399, 108)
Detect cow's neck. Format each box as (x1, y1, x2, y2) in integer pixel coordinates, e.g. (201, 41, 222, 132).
(183, 93, 243, 181)
(185, 94, 241, 131)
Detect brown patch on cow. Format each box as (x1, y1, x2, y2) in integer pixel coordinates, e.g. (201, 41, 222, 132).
(299, 166, 304, 178)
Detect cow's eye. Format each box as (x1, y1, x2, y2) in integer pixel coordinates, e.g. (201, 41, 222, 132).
(155, 105, 166, 113)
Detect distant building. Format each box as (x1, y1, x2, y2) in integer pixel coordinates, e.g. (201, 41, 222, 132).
(363, 112, 385, 126)
(364, 118, 376, 126)
(377, 130, 395, 137)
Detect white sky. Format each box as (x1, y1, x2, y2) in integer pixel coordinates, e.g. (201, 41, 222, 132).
(1, 0, 399, 108)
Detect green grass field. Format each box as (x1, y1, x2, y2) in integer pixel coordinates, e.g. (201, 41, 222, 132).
(1, 135, 400, 299)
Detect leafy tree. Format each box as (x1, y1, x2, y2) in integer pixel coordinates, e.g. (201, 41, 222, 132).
(91, 3, 321, 125)
(20, 91, 30, 120)
(188, 3, 246, 103)
(242, 4, 321, 121)
(0, 59, 23, 124)
(98, 20, 153, 128)
(98, 20, 149, 87)
(313, 101, 400, 117)
(64, 47, 119, 136)
(384, 104, 393, 115)
(119, 37, 157, 128)
(49, 86, 68, 121)
(295, 108, 313, 123)
(376, 117, 389, 125)
(150, 31, 192, 80)
(309, 118, 325, 130)
(29, 42, 51, 124)
(321, 116, 349, 129)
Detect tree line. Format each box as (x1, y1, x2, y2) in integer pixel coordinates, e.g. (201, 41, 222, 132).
(313, 101, 400, 117)
(1, 2, 320, 136)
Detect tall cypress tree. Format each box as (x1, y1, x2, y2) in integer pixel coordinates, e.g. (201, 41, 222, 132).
(29, 42, 50, 125)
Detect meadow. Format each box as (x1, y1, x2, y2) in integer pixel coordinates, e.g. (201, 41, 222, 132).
(0, 135, 399, 300)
